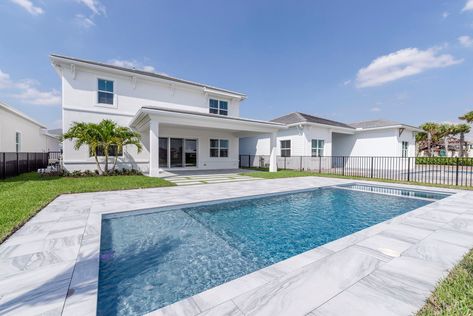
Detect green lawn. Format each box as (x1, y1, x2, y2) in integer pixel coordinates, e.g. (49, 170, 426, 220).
(0, 172, 174, 243)
(243, 169, 473, 191)
(417, 249, 473, 315)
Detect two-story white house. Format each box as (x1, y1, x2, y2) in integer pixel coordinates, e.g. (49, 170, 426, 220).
(50, 55, 284, 176)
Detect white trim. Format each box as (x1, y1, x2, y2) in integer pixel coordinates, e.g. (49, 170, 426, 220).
(63, 107, 135, 117)
(355, 125, 422, 132)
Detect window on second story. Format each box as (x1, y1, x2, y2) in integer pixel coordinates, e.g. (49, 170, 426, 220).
(209, 99, 228, 116)
(15, 132, 21, 152)
(98, 79, 114, 105)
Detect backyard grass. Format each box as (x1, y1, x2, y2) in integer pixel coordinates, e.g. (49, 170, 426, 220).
(0, 172, 174, 243)
(243, 169, 473, 191)
(417, 249, 473, 315)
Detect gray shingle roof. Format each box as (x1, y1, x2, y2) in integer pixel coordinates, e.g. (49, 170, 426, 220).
(350, 119, 418, 130)
(50, 54, 246, 98)
(270, 112, 354, 129)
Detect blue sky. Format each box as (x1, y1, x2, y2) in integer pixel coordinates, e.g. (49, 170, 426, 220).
(0, 0, 472, 130)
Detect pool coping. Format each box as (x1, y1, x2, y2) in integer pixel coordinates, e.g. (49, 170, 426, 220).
(0, 177, 472, 316)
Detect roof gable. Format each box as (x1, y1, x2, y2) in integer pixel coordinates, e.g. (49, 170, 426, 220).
(271, 112, 354, 129)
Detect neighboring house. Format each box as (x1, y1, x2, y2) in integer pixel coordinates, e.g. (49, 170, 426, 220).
(240, 113, 421, 158)
(0, 101, 61, 152)
(50, 54, 284, 175)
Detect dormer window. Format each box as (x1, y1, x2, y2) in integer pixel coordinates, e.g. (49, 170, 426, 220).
(98, 79, 114, 105)
(209, 98, 228, 116)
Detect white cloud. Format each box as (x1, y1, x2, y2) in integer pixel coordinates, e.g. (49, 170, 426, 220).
(370, 106, 381, 112)
(356, 47, 462, 88)
(108, 59, 156, 73)
(9, 0, 44, 15)
(442, 11, 450, 19)
(343, 79, 351, 86)
(74, 14, 95, 28)
(463, 0, 473, 12)
(459, 35, 473, 47)
(0, 69, 60, 106)
(77, 0, 105, 16)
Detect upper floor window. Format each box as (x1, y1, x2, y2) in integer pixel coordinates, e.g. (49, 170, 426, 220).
(280, 140, 291, 157)
(209, 99, 228, 116)
(15, 132, 21, 152)
(311, 139, 324, 157)
(98, 79, 114, 105)
(402, 141, 408, 157)
(210, 139, 229, 157)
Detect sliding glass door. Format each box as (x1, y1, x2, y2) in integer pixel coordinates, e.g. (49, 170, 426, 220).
(170, 138, 184, 168)
(160, 138, 197, 168)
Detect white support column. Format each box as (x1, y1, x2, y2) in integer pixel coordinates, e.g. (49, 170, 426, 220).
(269, 132, 278, 172)
(149, 120, 159, 177)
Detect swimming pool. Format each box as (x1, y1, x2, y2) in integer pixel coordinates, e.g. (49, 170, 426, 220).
(97, 184, 447, 315)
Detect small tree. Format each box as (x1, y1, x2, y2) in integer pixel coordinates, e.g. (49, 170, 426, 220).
(438, 124, 456, 157)
(455, 123, 471, 158)
(459, 111, 473, 124)
(419, 122, 440, 157)
(63, 120, 142, 174)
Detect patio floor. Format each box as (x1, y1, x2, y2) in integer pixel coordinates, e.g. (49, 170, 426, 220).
(0, 177, 472, 316)
(158, 169, 259, 186)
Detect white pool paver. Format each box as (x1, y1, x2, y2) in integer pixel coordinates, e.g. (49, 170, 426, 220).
(0, 177, 472, 316)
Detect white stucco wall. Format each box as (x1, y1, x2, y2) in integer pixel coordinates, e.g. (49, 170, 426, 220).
(239, 125, 333, 157)
(0, 106, 51, 152)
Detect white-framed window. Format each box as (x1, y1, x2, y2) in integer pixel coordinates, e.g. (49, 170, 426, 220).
(401, 141, 409, 157)
(210, 139, 229, 157)
(15, 132, 21, 152)
(209, 98, 228, 116)
(97, 78, 114, 105)
(311, 139, 324, 157)
(280, 140, 291, 157)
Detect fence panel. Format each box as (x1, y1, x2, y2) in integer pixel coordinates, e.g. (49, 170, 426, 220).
(0, 152, 50, 179)
(240, 155, 473, 187)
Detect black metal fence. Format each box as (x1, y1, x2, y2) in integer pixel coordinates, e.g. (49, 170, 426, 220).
(239, 155, 473, 187)
(0, 152, 49, 179)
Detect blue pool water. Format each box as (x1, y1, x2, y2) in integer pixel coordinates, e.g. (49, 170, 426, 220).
(97, 185, 441, 315)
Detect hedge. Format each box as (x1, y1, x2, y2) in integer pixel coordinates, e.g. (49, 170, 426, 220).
(416, 157, 473, 166)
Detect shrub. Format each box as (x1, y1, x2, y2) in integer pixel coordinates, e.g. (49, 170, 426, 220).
(416, 157, 473, 166)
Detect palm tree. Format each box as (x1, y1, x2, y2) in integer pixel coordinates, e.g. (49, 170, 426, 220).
(63, 122, 104, 173)
(63, 120, 142, 174)
(455, 123, 471, 158)
(459, 111, 473, 124)
(439, 124, 455, 157)
(111, 127, 143, 171)
(419, 122, 440, 157)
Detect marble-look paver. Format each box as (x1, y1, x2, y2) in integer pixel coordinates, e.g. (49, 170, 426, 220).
(0, 176, 472, 316)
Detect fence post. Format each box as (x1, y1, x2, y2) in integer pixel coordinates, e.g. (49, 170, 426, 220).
(342, 156, 345, 176)
(238, 155, 241, 168)
(407, 157, 411, 182)
(299, 156, 302, 171)
(319, 156, 322, 173)
(16, 152, 19, 176)
(370, 157, 374, 178)
(455, 157, 459, 186)
(27, 152, 30, 172)
(1, 153, 5, 179)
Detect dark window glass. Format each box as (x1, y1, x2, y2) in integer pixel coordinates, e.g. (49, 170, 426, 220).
(185, 139, 197, 167)
(159, 137, 168, 168)
(209, 99, 219, 114)
(210, 149, 219, 157)
(98, 79, 113, 92)
(90, 145, 123, 157)
(219, 101, 228, 116)
(98, 91, 114, 105)
(280, 140, 291, 157)
(170, 138, 183, 167)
